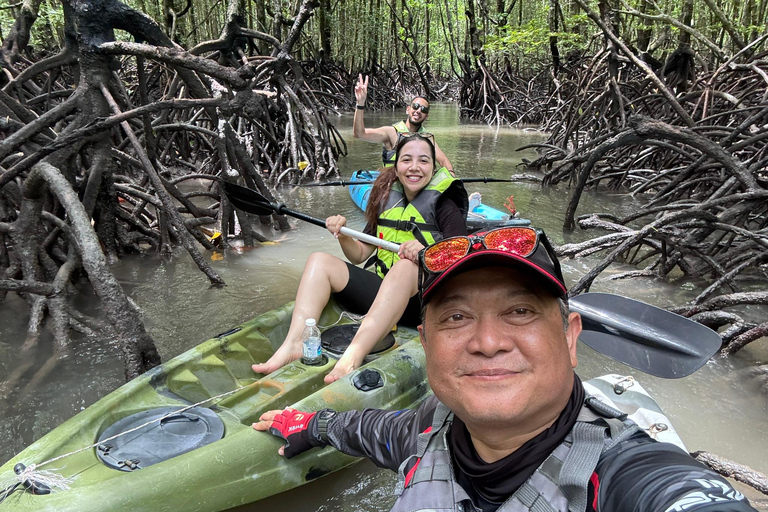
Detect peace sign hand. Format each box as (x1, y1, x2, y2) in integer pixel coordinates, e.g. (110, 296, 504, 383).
(355, 74, 369, 106)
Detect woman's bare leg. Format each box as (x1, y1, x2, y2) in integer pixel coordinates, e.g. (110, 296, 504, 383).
(252, 253, 350, 375)
(324, 259, 419, 384)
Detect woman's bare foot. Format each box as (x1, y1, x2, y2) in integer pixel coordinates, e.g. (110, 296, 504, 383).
(324, 351, 363, 384)
(252, 341, 303, 375)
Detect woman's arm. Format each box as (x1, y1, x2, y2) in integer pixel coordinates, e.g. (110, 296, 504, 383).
(337, 235, 376, 264)
(326, 215, 377, 264)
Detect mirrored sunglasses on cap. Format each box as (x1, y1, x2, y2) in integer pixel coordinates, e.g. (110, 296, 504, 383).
(410, 102, 429, 114)
(419, 226, 567, 298)
(421, 227, 539, 273)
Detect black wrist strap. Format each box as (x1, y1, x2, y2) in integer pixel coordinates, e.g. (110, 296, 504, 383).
(356, 105, 365, 110)
(316, 409, 337, 444)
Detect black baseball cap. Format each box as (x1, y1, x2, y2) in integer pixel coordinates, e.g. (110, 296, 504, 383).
(419, 229, 568, 305)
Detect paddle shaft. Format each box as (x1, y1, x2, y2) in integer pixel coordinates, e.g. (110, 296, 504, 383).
(273, 204, 401, 253)
(223, 182, 401, 253)
(300, 177, 518, 187)
(339, 226, 399, 253)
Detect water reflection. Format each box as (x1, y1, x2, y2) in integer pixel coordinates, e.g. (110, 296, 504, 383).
(0, 103, 765, 511)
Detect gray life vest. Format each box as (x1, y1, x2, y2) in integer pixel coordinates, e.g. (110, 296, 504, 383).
(382, 120, 424, 166)
(391, 397, 642, 512)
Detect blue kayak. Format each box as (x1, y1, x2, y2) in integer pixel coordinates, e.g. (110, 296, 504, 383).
(348, 171, 531, 230)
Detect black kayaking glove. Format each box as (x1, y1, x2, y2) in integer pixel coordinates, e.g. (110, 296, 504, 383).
(268, 409, 333, 458)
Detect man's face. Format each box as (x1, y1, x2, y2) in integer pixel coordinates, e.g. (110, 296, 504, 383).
(418, 266, 581, 434)
(407, 98, 429, 126)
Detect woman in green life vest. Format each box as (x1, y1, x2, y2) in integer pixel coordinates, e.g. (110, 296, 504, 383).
(252, 134, 468, 383)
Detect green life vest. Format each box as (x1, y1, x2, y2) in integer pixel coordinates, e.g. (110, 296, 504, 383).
(382, 121, 425, 167)
(373, 168, 467, 278)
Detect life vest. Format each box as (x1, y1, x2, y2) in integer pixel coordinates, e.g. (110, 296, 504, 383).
(372, 168, 467, 279)
(382, 121, 425, 167)
(390, 397, 642, 512)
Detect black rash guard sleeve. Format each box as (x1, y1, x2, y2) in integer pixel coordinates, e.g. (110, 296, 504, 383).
(435, 194, 467, 237)
(324, 396, 439, 472)
(594, 434, 756, 512)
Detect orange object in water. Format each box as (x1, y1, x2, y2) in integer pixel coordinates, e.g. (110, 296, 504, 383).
(503, 195, 517, 216)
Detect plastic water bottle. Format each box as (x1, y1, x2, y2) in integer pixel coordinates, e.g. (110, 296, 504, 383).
(301, 318, 322, 365)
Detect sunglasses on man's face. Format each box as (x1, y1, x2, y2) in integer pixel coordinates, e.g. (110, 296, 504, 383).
(421, 227, 540, 274)
(411, 102, 430, 114)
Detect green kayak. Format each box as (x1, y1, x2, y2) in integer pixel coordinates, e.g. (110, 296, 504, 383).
(0, 299, 686, 512)
(0, 301, 429, 512)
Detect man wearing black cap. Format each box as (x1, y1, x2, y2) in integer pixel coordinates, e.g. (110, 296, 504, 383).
(254, 228, 755, 512)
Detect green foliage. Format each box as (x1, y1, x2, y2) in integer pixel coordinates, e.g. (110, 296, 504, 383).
(1, 0, 766, 79)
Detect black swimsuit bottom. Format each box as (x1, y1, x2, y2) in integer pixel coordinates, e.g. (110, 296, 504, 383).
(334, 262, 422, 327)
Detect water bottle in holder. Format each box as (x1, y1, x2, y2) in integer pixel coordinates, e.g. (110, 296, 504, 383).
(301, 318, 322, 365)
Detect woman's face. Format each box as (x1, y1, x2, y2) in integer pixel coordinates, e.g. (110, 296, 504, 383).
(395, 138, 436, 201)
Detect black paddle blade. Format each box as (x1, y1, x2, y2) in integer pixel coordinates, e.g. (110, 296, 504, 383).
(299, 181, 374, 187)
(222, 182, 274, 216)
(571, 293, 722, 379)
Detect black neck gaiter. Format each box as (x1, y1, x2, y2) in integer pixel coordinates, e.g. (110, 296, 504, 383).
(449, 373, 585, 509)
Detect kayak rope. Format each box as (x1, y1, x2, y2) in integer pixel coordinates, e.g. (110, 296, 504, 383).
(0, 463, 73, 503)
(1, 314, 365, 497)
(319, 310, 365, 329)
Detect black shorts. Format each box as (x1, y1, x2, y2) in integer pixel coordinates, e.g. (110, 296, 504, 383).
(333, 263, 422, 327)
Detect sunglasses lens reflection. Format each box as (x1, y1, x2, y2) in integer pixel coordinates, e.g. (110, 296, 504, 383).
(484, 228, 537, 256)
(424, 238, 470, 272)
(411, 103, 429, 113)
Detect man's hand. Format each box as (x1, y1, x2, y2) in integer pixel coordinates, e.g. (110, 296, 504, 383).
(355, 74, 369, 106)
(253, 408, 318, 458)
(398, 240, 425, 263)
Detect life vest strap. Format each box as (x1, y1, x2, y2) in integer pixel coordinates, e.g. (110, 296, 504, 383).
(377, 218, 437, 233)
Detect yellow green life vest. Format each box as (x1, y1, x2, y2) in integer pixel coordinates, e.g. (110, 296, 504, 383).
(373, 168, 467, 278)
(382, 121, 425, 167)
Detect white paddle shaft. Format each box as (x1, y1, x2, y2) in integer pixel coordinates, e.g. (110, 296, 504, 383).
(339, 226, 401, 253)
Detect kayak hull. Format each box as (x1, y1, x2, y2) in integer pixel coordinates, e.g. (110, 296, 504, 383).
(584, 374, 685, 451)
(0, 301, 429, 512)
(348, 170, 531, 230)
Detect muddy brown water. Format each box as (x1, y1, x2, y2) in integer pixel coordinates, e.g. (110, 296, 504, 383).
(1, 104, 766, 510)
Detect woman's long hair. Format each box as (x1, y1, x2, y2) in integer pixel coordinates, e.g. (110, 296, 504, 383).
(365, 134, 436, 226)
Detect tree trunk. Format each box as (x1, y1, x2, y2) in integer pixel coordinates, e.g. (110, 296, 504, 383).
(318, 0, 332, 58)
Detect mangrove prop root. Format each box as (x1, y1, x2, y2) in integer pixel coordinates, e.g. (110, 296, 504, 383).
(0, 0, 346, 382)
(691, 451, 768, 495)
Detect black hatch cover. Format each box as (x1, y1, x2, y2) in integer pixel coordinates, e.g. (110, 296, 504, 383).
(321, 324, 395, 356)
(96, 406, 224, 472)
